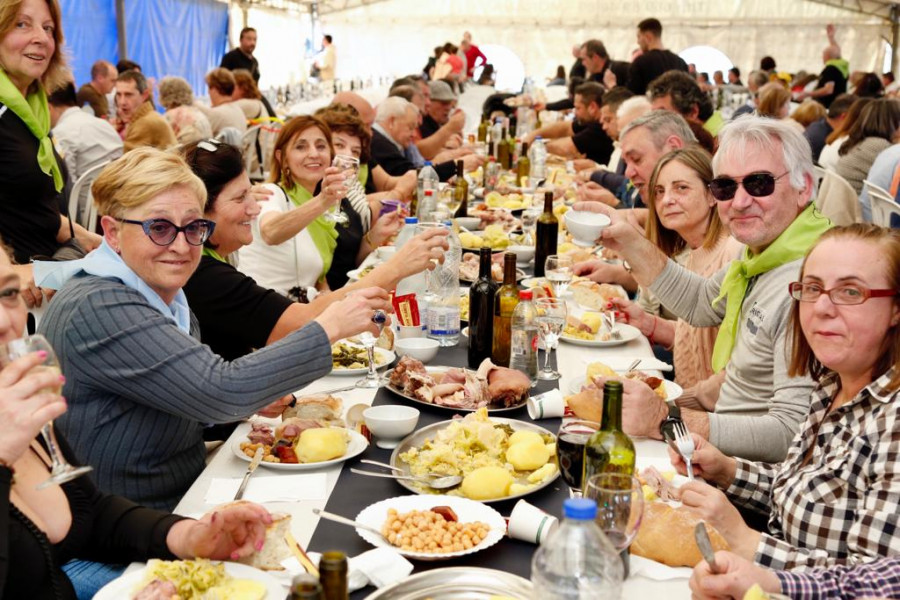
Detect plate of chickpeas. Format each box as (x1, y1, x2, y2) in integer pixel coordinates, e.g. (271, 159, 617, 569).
(354, 495, 506, 561)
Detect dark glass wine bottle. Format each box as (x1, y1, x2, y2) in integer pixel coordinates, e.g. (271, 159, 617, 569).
(477, 118, 488, 142)
(492, 253, 519, 366)
(468, 247, 499, 368)
(453, 159, 468, 218)
(533, 191, 558, 278)
(319, 551, 349, 600)
(497, 127, 511, 170)
(290, 574, 324, 600)
(582, 380, 636, 487)
(517, 141, 531, 188)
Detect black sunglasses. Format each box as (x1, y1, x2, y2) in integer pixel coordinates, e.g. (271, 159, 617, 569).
(708, 171, 789, 201)
(120, 218, 216, 246)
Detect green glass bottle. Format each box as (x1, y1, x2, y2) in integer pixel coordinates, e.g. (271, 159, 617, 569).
(491, 252, 519, 366)
(453, 159, 468, 218)
(477, 118, 488, 142)
(497, 127, 511, 170)
(516, 141, 531, 188)
(319, 551, 349, 600)
(290, 574, 324, 600)
(582, 380, 635, 487)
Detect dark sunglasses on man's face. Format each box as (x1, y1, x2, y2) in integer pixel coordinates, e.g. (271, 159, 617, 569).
(708, 171, 789, 201)
(120, 218, 216, 246)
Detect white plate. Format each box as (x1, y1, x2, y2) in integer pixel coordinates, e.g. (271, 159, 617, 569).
(560, 323, 642, 347)
(94, 561, 283, 599)
(354, 495, 506, 561)
(331, 345, 396, 375)
(569, 375, 683, 403)
(232, 429, 369, 471)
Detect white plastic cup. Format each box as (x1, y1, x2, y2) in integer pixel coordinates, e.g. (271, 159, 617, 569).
(507, 499, 559, 544)
(527, 389, 566, 419)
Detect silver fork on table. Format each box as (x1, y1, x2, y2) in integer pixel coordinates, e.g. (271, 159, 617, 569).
(603, 312, 622, 340)
(673, 421, 695, 480)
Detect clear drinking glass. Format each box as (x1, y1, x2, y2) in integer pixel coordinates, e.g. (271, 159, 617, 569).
(355, 309, 388, 388)
(0, 334, 92, 489)
(327, 154, 357, 224)
(534, 297, 566, 380)
(585, 473, 644, 578)
(544, 254, 575, 297)
(556, 419, 600, 496)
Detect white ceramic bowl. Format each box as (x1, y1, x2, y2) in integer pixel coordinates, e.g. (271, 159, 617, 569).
(363, 405, 420, 449)
(394, 337, 440, 363)
(375, 245, 397, 260)
(507, 244, 535, 264)
(565, 210, 611, 247)
(455, 216, 481, 231)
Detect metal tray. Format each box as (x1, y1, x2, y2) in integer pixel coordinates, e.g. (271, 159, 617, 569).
(389, 417, 559, 503)
(364, 567, 533, 599)
(385, 366, 528, 413)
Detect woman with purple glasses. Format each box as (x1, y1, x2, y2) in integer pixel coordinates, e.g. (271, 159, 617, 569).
(37, 148, 390, 511)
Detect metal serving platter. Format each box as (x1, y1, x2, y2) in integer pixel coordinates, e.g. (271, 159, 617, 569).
(364, 567, 533, 600)
(385, 366, 528, 413)
(389, 417, 559, 503)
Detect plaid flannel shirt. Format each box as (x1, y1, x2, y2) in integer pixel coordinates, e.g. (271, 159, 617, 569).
(727, 368, 900, 571)
(776, 556, 900, 599)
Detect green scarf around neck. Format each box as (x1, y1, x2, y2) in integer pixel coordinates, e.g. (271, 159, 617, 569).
(0, 70, 63, 192)
(282, 183, 338, 279)
(202, 247, 227, 263)
(825, 58, 850, 79)
(710, 203, 833, 372)
(358, 163, 369, 187)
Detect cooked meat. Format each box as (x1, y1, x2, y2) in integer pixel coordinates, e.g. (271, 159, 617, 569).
(247, 422, 275, 446)
(275, 417, 322, 442)
(132, 579, 178, 600)
(486, 365, 531, 407)
(641, 466, 681, 502)
(390, 355, 428, 389)
(439, 368, 468, 385)
(431, 382, 465, 398)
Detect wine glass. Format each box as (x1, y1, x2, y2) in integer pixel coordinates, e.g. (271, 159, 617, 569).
(585, 473, 644, 578)
(556, 420, 600, 497)
(0, 334, 93, 489)
(544, 254, 574, 297)
(534, 297, 566, 380)
(355, 309, 388, 389)
(327, 154, 357, 225)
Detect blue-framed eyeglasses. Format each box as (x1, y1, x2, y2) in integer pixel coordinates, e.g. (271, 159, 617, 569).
(119, 218, 215, 246)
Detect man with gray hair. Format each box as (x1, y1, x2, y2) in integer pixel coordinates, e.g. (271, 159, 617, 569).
(574, 115, 832, 462)
(371, 97, 481, 181)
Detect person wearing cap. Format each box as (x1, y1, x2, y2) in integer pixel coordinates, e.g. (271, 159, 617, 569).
(416, 80, 466, 160)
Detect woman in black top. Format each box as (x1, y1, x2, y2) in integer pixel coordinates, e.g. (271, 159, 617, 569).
(0, 244, 274, 600)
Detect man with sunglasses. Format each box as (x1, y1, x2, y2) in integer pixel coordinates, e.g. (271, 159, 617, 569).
(575, 115, 831, 463)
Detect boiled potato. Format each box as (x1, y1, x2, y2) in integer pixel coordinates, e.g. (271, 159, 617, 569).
(295, 428, 348, 463)
(508, 430, 544, 447)
(206, 579, 267, 600)
(527, 462, 558, 483)
(461, 466, 513, 500)
(508, 482, 535, 496)
(507, 439, 550, 471)
(459, 232, 484, 248)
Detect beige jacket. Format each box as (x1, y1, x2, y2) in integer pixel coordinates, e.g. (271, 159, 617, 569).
(123, 101, 177, 152)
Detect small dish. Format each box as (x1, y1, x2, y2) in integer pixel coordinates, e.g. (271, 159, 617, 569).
(565, 210, 611, 247)
(454, 216, 481, 231)
(364, 405, 420, 449)
(394, 338, 440, 363)
(507, 244, 535, 265)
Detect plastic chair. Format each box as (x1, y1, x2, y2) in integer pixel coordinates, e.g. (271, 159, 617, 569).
(868, 183, 900, 227)
(241, 124, 264, 181)
(815, 169, 861, 226)
(67, 160, 111, 233)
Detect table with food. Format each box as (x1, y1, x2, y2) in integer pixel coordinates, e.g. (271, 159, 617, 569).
(107, 154, 701, 600)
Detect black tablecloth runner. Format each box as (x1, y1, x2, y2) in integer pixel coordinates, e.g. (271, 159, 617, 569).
(307, 340, 565, 598)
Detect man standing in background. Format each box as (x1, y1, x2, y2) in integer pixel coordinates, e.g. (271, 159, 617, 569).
(221, 27, 260, 82)
(315, 35, 336, 81)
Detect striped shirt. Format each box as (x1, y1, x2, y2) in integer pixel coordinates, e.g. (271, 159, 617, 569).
(40, 275, 333, 510)
(727, 368, 900, 570)
(776, 556, 900, 599)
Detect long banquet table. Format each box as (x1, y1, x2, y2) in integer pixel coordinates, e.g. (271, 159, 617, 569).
(174, 306, 691, 598)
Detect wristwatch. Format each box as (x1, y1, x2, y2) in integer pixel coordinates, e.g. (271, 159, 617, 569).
(659, 403, 684, 445)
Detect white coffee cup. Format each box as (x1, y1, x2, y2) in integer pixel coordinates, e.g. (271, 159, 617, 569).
(527, 389, 566, 419)
(507, 499, 559, 544)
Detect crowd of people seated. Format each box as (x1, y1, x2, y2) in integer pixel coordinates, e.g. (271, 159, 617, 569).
(1, 0, 900, 598)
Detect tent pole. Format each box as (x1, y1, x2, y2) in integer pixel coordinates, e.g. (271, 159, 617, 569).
(893, 4, 900, 77)
(115, 0, 127, 60)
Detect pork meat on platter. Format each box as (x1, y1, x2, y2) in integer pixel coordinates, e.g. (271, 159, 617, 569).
(389, 356, 529, 408)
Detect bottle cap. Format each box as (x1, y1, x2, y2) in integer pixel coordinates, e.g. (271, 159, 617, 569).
(535, 135, 543, 140)
(563, 497, 598, 520)
(405, 217, 418, 224)
(519, 289, 533, 300)
(424, 189, 434, 196)
(424, 160, 432, 166)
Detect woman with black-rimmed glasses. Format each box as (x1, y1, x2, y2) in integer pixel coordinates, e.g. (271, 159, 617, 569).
(37, 148, 390, 511)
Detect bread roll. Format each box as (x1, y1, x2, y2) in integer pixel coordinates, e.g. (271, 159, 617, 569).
(630, 502, 728, 567)
(233, 508, 292, 571)
(282, 394, 342, 423)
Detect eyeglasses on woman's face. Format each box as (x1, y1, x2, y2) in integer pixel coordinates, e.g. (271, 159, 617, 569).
(119, 218, 215, 246)
(789, 281, 899, 305)
(708, 171, 789, 201)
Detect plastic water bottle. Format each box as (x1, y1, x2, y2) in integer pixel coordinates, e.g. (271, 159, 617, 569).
(416, 161, 439, 214)
(509, 289, 538, 384)
(395, 217, 428, 301)
(426, 222, 461, 346)
(491, 118, 503, 155)
(531, 498, 624, 600)
(394, 217, 418, 249)
(417, 189, 437, 222)
(529, 136, 547, 188)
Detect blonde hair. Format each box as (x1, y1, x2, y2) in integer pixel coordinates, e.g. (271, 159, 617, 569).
(92, 148, 207, 218)
(757, 82, 791, 118)
(790, 99, 827, 128)
(0, 0, 69, 93)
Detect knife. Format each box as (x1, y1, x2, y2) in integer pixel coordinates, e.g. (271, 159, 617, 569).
(234, 446, 263, 500)
(694, 521, 720, 574)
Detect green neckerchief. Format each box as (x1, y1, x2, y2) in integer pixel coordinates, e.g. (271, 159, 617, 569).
(710, 203, 833, 372)
(0, 69, 63, 192)
(825, 58, 850, 79)
(282, 183, 338, 278)
(202, 247, 227, 263)
(358, 163, 369, 187)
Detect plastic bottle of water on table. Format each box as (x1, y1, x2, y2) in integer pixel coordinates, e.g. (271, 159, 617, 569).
(529, 136, 547, 188)
(426, 221, 461, 346)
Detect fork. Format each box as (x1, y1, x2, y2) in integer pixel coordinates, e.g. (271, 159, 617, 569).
(604, 312, 622, 340)
(673, 421, 695, 480)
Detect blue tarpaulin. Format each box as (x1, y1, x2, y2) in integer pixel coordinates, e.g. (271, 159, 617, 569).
(60, 0, 228, 98)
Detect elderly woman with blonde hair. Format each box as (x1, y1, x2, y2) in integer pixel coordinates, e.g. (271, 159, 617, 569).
(37, 148, 390, 511)
(157, 76, 212, 144)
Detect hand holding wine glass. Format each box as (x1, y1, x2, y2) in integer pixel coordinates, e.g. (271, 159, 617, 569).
(356, 309, 388, 389)
(327, 155, 357, 224)
(0, 335, 92, 488)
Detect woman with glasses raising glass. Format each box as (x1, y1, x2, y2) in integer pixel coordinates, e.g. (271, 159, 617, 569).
(36, 148, 390, 511)
(668, 224, 900, 572)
